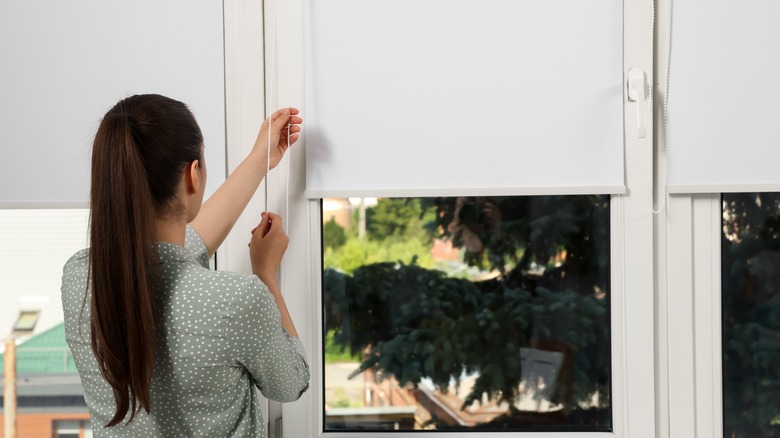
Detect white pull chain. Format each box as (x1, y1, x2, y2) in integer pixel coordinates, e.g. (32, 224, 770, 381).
(264, 0, 291, 231)
(264, 0, 279, 215)
(265, 116, 291, 229)
(266, 115, 272, 213)
(285, 123, 290, 231)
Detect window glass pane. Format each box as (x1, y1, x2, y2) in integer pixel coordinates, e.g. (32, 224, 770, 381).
(322, 196, 612, 431)
(722, 193, 780, 438)
(0, 210, 91, 435)
(0, 209, 89, 340)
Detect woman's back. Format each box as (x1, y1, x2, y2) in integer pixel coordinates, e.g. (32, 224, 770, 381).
(62, 226, 309, 437)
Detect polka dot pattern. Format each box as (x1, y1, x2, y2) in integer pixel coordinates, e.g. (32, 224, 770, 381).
(60, 225, 310, 437)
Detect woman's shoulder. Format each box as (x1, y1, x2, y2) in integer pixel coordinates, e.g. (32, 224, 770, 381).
(205, 269, 268, 296)
(65, 248, 89, 265)
(175, 265, 267, 302)
(61, 248, 89, 285)
(201, 270, 276, 313)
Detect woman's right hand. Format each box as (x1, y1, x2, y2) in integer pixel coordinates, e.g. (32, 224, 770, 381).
(249, 212, 289, 285)
(252, 108, 302, 171)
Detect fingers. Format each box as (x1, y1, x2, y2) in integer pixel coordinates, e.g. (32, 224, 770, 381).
(264, 212, 284, 233)
(271, 107, 299, 120)
(271, 108, 302, 132)
(256, 109, 303, 162)
(250, 214, 271, 238)
(286, 124, 302, 134)
(284, 125, 302, 141)
(285, 133, 301, 147)
(252, 212, 284, 236)
(248, 214, 268, 246)
(262, 212, 275, 237)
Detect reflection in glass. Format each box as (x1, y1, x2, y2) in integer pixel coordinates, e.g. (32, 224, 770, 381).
(722, 194, 780, 438)
(322, 196, 611, 431)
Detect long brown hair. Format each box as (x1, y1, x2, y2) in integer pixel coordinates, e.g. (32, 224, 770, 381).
(88, 94, 202, 426)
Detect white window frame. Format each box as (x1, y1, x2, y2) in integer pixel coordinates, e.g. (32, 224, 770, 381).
(662, 194, 724, 438)
(0, 0, 668, 436)
(221, 0, 657, 437)
(655, 0, 724, 434)
(221, 0, 272, 430)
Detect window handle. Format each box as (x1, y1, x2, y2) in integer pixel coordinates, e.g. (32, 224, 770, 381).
(627, 68, 648, 139)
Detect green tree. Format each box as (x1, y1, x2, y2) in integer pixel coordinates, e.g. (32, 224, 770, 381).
(366, 198, 437, 243)
(323, 217, 347, 249)
(721, 193, 780, 438)
(325, 198, 437, 275)
(324, 195, 612, 429)
(324, 235, 433, 274)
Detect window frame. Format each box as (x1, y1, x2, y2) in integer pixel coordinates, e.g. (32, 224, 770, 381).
(220, 0, 659, 437)
(302, 196, 628, 438)
(221, 0, 273, 431)
(654, 0, 724, 434)
(662, 194, 724, 438)
(3, 0, 665, 436)
(0, 0, 657, 436)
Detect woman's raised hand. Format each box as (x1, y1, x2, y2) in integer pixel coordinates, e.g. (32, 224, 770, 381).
(249, 212, 289, 285)
(253, 108, 303, 170)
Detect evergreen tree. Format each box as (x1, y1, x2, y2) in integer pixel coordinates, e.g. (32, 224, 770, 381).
(721, 193, 780, 438)
(324, 195, 611, 429)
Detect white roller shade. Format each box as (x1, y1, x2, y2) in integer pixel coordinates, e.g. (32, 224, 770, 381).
(668, 0, 780, 193)
(0, 1, 225, 207)
(304, 0, 625, 198)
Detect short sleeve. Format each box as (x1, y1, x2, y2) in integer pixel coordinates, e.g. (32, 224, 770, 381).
(226, 276, 310, 402)
(184, 224, 210, 268)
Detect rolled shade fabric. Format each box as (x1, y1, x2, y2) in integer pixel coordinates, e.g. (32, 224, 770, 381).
(304, 0, 625, 198)
(0, 0, 226, 207)
(668, 0, 780, 193)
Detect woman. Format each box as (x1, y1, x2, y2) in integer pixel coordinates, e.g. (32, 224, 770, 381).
(60, 94, 309, 437)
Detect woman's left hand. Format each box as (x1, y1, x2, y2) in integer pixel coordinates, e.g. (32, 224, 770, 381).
(253, 107, 303, 170)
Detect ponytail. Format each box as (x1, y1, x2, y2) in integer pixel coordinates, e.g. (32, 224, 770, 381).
(88, 95, 202, 426)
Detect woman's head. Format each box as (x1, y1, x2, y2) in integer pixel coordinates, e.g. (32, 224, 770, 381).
(88, 94, 205, 426)
(92, 94, 206, 222)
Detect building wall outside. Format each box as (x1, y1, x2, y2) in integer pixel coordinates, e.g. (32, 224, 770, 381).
(0, 411, 90, 438)
(0, 209, 90, 356)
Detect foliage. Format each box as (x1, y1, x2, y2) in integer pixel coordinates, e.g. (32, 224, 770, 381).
(323, 195, 613, 428)
(323, 217, 347, 250)
(420, 196, 610, 293)
(324, 236, 433, 275)
(366, 198, 437, 243)
(324, 198, 435, 274)
(324, 330, 359, 363)
(722, 193, 780, 438)
(324, 262, 610, 414)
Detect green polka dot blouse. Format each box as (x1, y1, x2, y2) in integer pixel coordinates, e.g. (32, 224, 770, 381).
(61, 225, 310, 437)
